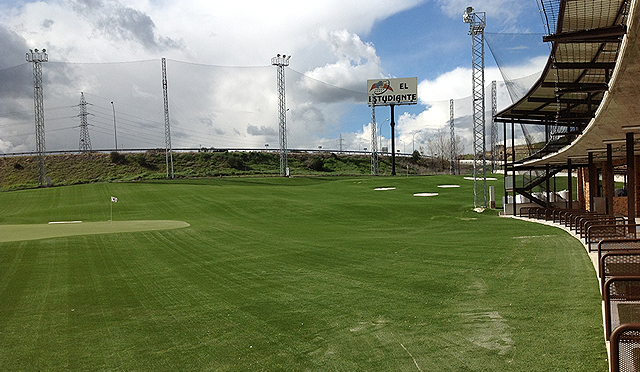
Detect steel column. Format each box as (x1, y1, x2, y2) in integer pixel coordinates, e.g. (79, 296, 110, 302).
(589, 152, 597, 211)
(607, 144, 614, 215)
(567, 159, 573, 209)
(627, 132, 636, 225)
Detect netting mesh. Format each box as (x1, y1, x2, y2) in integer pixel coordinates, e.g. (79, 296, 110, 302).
(539, 0, 561, 35)
(485, 31, 550, 155)
(562, 0, 630, 32)
(0, 55, 544, 156)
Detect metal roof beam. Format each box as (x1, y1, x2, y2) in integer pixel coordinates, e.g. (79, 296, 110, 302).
(554, 62, 616, 69)
(527, 97, 601, 105)
(543, 25, 627, 43)
(541, 82, 608, 94)
(492, 116, 589, 127)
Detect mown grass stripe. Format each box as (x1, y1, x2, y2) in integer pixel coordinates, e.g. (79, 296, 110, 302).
(0, 176, 606, 371)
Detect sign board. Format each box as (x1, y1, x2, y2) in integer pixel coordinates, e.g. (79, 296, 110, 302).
(367, 77, 418, 106)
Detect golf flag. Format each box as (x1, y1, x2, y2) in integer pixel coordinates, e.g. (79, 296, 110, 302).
(111, 196, 118, 203)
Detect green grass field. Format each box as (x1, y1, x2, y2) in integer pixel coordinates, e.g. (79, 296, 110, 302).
(0, 176, 606, 371)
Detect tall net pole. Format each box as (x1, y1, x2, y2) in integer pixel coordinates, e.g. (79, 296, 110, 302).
(26, 49, 48, 187)
(449, 99, 455, 175)
(370, 105, 378, 175)
(272, 54, 290, 177)
(464, 7, 487, 208)
(491, 80, 498, 172)
(78, 92, 92, 152)
(162, 58, 174, 179)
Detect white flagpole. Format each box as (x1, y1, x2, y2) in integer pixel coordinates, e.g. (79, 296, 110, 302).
(110, 196, 117, 222)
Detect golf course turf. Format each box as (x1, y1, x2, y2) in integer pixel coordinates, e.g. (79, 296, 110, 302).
(0, 176, 607, 370)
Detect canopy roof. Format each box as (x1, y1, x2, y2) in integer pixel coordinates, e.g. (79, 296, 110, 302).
(494, 0, 637, 166)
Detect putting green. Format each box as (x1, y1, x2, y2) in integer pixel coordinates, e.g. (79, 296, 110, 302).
(0, 220, 190, 243)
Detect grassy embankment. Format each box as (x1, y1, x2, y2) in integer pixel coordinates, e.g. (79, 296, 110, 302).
(0, 151, 456, 190)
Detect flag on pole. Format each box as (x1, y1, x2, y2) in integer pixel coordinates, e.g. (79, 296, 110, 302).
(111, 196, 118, 203)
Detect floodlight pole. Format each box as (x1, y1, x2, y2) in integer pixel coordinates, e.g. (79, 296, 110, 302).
(449, 99, 455, 175)
(272, 54, 291, 177)
(464, 7, 487, 208)
(26, 49, 48, 187)
(370, 105, 378, 175)
(162, 58, 174, 179)
(111, 101, 118, 150)
(491, 80, 498, 172)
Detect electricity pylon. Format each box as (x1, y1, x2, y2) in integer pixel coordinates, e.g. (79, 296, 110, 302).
(78, 92, 92, 152)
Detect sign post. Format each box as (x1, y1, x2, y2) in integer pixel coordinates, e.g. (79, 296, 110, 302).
(367, 78, 418, 175)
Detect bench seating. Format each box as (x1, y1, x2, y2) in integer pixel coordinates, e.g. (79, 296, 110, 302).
(587, 225, 640, 252)
(600, 251, 640, 297)
(604, 277, 640, 339)
(610, 323, 640, 372)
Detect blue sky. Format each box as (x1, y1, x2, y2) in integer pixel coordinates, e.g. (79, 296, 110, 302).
(0, 0, 552, 153)
(369, 0, 548, 76)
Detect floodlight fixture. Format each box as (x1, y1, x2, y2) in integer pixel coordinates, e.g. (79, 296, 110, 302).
(26, 47, 49, 186)
(463, 6, 473, 23)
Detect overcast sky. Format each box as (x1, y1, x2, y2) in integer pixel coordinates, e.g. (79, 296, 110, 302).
(0, 0, 550, 154)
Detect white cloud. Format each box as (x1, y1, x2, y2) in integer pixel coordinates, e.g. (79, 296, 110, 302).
(0, 0, 421, 152)
(396, 54, 548, 151)
(0, 0, 549, 154)
(297, 29, 382, 103)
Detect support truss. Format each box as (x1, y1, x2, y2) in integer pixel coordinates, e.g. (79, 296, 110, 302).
(449, 99, 455, 175)
(370, 105, 378, 175)
(272, 54, 291, 176)
(464, 8, 487, 208)
(26, 49, 48, 187)
(78, 92, 92, 152)
(491, 80, 498, 172)
(162, 58, 174, 179)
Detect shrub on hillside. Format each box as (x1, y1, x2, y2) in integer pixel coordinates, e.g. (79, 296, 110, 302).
(131, 153, 158, 170)
(225, 153, 246, 170)
(307, 156, 325, 171)
(412, 150, 421, 163)
(110, 151, 127, 165)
